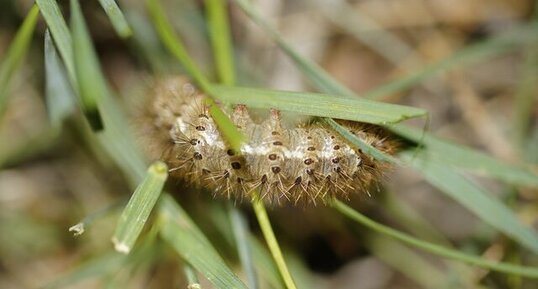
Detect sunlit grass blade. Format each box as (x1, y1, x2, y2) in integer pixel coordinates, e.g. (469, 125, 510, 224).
(205, 0, 235, 85)
(393, 124, 538, 188)
(213, 85, 426, 125)
(158, 195, 248, 289)
(36, 0, 76, 81)
(0, 4, 39, 118)
(400, 151, 538, 254)
(97, 0, 133, 38)
(333, 200, 538, 278)
(112, 161, 167, 254)
(70, 0, 104, 130)
(44, 30, 76, 128)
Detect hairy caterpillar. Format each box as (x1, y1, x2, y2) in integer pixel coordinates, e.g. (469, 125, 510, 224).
(140, 76, 396, 205)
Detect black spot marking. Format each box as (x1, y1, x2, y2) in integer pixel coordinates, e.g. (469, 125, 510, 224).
(195, 125, 206, 131)
(307, 146, 316, 151)
(237, 177, 243, 184)
(227, 149, 235, 156)
(268, 154, 277, 160)
(294, 176, 302, 185)
(198, 113, 209, 119)
(330, 135, 335, 139)
(231, 162, 241, 170)
(306, 168, 314, 175)
(190, 139, 198, 145)
(261, 175, 268, 183)
(273, 141, 283, 146)
(333, 145, 340, 150)
(193, 152, 203, 160)
(334, 167, 341, 173)
(223, 170, 230, 178)
(271, 166, 281, 174)
(332, 157, 340, 164)
(304, 158, 313, 165)
(271, 131, 279, 135)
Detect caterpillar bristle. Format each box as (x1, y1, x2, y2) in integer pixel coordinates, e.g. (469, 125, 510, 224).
(139, 76, 397, 205)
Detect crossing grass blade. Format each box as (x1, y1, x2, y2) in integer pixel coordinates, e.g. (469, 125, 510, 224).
(70, 0, 104, 130)
(0, 4, 39, 119)
(158, 195, 248, 289)
(44, 30, 76, 128)
(233, 0, 538, 257)
(112, 161, 168, 254)
(212, 85, 426, 125)
(97, 0, 133, 38)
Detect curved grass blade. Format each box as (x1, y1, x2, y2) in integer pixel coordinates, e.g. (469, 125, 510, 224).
(0, 4, 39, 118)
(70, 0, 104, 130)
(213, 85, 426, 125)
(401, 151, 538, 254)
(334, 200, 538, 278)
(158, 195, 248, 289)
(112, 161, 168, 254)
(97, 0, 133, 38)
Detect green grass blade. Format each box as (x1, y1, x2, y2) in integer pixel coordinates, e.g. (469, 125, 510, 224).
(229, 206, 259, 289)
(235, 0, 538, 256)
(205, 0, 235, 85)
(146, 0, 244, 152)
(363, 233, 449, 289)
(213, 85, 426, 125)
(44, 29, 76, 128)
(233, 0, 355, 98)
(36, 0, 76, 81)
(70, 0, 104, 130)
(393, 124, 538, 187)
(158, 195, 248, 289)
(401, 151, 538, 254)
(148, 3, 297, 287)
(112, 161, 168, 254)
(334, 200, 538, 278)
(363, 23, 538, 100)
(42, 251, 128, 289)
(97, 0, 133, 38)
(0, 4, 39, 118)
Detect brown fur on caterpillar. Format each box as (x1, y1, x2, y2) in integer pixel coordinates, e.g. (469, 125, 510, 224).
(140, 76, 397, 205)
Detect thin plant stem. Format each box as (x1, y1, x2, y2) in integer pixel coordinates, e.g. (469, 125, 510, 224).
(333, 200, 538, 278)
(252, 194, 298, 289)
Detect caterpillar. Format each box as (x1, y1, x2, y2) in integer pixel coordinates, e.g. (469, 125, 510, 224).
(140, 76, 397, 205)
